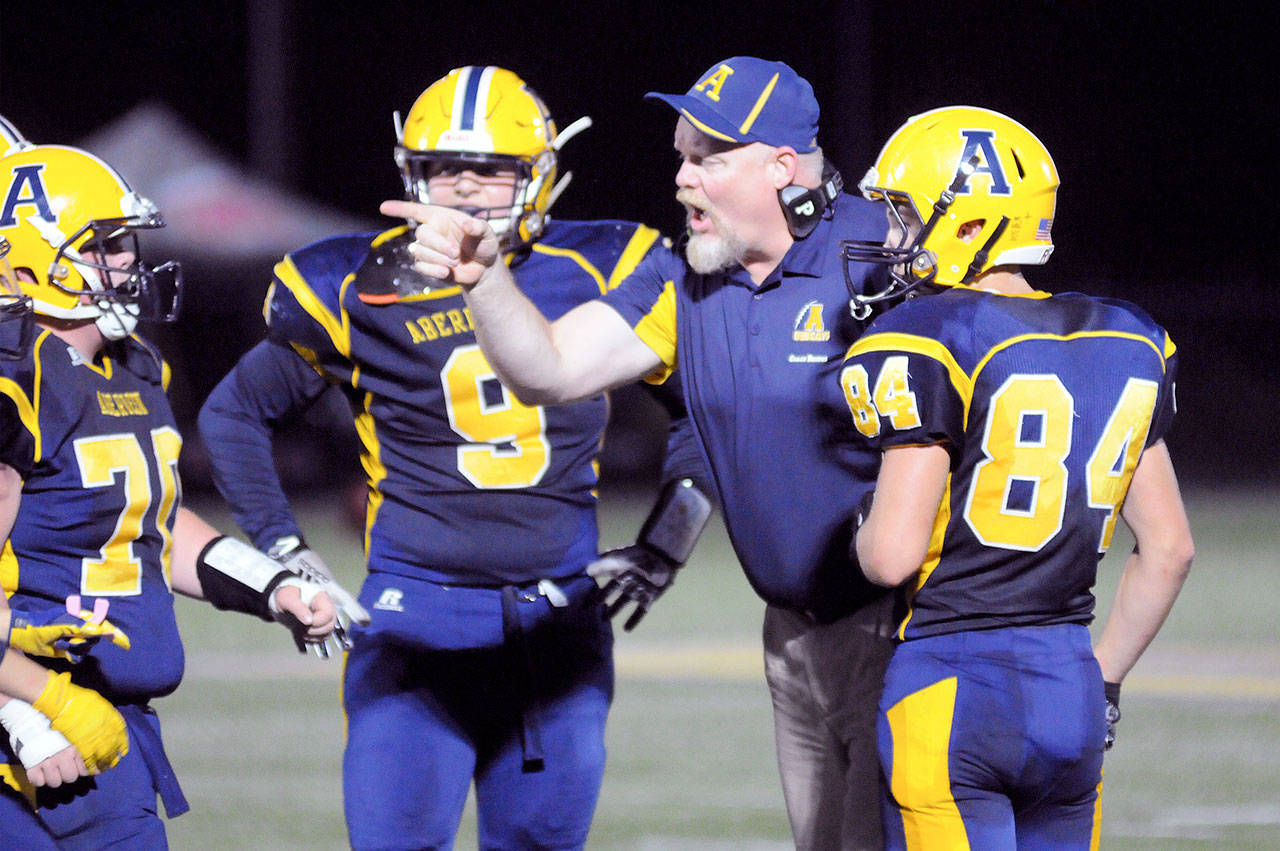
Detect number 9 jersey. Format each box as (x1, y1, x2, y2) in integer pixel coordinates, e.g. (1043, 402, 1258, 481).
(840, 286, 1176, 640)
(236, 220, 666, 586)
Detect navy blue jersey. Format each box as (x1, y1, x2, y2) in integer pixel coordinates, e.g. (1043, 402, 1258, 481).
(840, 287, 1177, 640)
(202, 220, 668, 586)
(600, 194, 888, 617)
(0, 331, 184, 703)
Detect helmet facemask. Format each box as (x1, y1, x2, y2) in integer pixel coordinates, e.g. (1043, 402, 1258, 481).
(44, 205, 182, 340)
(395, 148, 543, 251)
(842, 188, 940, 319)
(843, 155, 1012, 319)
(0, 236, 34, 360)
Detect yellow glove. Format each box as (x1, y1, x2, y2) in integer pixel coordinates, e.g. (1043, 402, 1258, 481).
(7, 597, 131, 661)
(31, 671, 128, 774)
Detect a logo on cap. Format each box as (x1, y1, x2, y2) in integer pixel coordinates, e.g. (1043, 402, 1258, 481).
(694, 65, 734, 102)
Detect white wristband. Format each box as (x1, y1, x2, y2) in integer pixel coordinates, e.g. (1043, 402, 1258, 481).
(202, 536, 288, 593)
(0, 698, 74, 768)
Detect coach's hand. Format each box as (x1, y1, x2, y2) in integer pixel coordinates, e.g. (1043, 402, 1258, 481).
(381, 200, 500, 285)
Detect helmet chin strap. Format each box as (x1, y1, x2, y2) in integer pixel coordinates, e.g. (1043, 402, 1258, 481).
(960, 216, 1010, 284)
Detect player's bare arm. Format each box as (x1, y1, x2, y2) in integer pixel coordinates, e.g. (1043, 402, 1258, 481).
(1093, 440, 1194, 683)
(383, 199, 663, 403)
(856, 444, 950, 586)
(168, 507, 339, 645)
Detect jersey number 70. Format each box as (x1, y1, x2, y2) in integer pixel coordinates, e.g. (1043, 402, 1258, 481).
(72, 427, 182, 595)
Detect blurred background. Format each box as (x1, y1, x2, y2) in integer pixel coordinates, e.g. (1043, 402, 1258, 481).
(2, 1, 1273, 498)
(4, 4, 1277, 848)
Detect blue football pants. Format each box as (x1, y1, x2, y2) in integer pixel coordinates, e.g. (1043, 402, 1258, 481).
(878, 624, 1107, 850)
(0, 705, 175, 850)
(343, 573, 614, 850)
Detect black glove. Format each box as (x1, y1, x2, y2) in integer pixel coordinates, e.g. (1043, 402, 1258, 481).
(587, 545, 678, 631)
(587, 478, 713, 632)
(1104, 681, 1122, 750)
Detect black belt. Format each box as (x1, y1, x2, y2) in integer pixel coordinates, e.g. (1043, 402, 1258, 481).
(499, 585, 545, 773)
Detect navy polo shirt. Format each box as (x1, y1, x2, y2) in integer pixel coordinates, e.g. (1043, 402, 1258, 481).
(601, 194, 889, 617)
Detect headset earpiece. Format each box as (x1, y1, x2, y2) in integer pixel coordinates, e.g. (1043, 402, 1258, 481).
(779, 161, 843, 239)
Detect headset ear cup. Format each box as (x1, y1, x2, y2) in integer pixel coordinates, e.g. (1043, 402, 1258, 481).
(779, 185, 823, 238)
(779, 162, 843, 239)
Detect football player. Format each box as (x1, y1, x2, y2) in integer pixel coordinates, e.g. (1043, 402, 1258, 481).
(197, 65, 706, 850)
(0, 143, 346, 848)
(839, 106, 1194, 848)
(387, 56, 899, 851)
(2, 226, 130, 793)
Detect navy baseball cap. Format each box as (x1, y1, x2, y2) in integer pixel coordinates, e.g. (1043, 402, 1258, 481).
(645, 57, 819, 152)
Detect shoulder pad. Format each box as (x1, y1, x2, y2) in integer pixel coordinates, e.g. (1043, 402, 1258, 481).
(353, 228, 443, 304)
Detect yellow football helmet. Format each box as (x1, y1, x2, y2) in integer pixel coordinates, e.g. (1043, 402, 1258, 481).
(1, 115, 30, 156)
(0, 235, 35, 359)
(394, 66, 591, 250)
(843, 106, 1058, 315)
(0, 144, 181, 340)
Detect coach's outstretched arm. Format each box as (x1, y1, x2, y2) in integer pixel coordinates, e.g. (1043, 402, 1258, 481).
(382, 200, 661, 404)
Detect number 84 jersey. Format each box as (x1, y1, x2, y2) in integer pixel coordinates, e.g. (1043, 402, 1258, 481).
(840, 287, 1177, 641)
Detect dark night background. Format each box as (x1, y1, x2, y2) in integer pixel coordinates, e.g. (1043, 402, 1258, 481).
(2, 2, 1274, 493)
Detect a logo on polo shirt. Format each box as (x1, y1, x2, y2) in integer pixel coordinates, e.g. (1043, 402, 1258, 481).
(792, 301, 830, 342)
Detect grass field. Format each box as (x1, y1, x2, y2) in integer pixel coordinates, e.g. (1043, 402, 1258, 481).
(159, 485, 1280, 849)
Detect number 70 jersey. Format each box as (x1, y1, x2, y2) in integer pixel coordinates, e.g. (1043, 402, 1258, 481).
(0, 331, 186, 701)
(840, 287, 1177, 640)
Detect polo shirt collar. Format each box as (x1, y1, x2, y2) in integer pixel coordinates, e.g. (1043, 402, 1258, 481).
(760, 201, 836, 287)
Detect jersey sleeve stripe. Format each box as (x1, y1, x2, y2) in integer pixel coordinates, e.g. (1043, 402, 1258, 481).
(287, 342, 327, 378)
(370, 224, 411, 248)
(530, 243, 607, 294)
(353, 391, 385, 557)
(273, 255, 352, 358)
(632, 278, 679, 381)
(607, 225, 663, 292)
(897, 471, 955, 640)
(1, 540, 20, 597)
(1163, 332, 1176, 360)
(848, 331, 974, 412)
(971, 330, 1167, 385)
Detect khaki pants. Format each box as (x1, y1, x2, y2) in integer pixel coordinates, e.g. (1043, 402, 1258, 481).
(763, 595, 898, 851)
